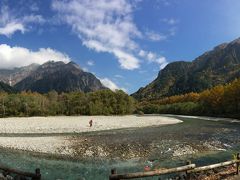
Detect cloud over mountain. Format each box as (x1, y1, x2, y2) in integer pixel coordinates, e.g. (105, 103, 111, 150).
(100, 77, 127, 92)
(0, 44, 70, 69)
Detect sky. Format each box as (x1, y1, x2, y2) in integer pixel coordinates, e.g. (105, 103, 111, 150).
(0, 0, 240, 93)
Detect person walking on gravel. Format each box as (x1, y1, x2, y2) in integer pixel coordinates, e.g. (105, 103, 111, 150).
(89, 119, 93, 127)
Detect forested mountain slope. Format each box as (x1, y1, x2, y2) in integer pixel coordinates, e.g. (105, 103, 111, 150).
(133, 38, 240, 100)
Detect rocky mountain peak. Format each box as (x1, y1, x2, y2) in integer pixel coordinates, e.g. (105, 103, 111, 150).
(213, 43, 228, 51)
(14, 61, 106, 93)
(132, 37, 240, 100)
(230, 37, 240, 45)
(40, 61, 65, 68)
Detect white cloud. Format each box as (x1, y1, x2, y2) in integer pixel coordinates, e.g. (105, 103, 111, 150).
(147, 52, 156, 61)
(100, 78, 126, 92)
(162, 18, 178, 25)
(22, 15, 45, 24)
(114, 74, 124, 79)
(156, 57, 166, 64)
(156, 57, 168, 69)
(144, 18, 178, 42)
(52, 0, 141, 70)
(169, 27, 177, 36)
(51, 0, 171, 71)
(87, 60, 94, 66)
(82, 67, 89, 72)
(139, 70, 147, 74)
(157, 0, 171, 6)
(160, 62, 168, 69)
(0, 22, 25, 37)
(145, 31, 167, 41)
(138, 50, 146, 57)
(139, 50, 168, 69)
(0, 4, 45, 37)
(113, 49, 139, 70)
(0, 44, 71, 69)
(83, 40, 108, 53)
(100, 78, 119, 91)
(29, 2, 40, 12)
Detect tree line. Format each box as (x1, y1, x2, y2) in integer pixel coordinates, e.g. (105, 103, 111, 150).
(137, 78, 240, 118)
(0, 78, 240, 118)
(0, 89, 135, 117)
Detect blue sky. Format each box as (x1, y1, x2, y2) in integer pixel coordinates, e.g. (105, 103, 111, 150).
(0, 0, 240, 93)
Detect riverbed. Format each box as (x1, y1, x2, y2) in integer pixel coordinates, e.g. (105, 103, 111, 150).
(0, 115, 239, 179)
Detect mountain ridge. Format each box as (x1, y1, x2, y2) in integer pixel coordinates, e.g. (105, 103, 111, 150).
(132, 37, 240, 100)
(0, 63, 39, 86)
(14, 61, 106, 93)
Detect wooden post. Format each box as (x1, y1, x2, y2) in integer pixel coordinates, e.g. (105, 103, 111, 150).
(237, 153, 240, 175)
(186, 160, 191, 180)
(110, 169, 117, 180)
(32, 168, 41, 180)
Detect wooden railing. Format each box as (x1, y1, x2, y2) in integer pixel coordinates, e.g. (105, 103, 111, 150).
(0, 165, 41, 180)
(109, 153, 240, 180)
(0, 153, 239, 179)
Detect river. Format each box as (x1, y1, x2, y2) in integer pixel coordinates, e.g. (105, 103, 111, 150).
(0, 115, 240, 179)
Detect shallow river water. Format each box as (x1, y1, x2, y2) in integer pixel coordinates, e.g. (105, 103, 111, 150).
(0, 115, 240, 180)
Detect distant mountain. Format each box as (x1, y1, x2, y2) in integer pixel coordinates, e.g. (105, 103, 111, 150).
(0, 64, 39, 86)
(0, 81, 16, 93)
(14, 61, 106, 93)
(132, 38, 240, 100)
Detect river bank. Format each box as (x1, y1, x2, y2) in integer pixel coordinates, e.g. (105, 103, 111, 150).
(0, 115, 181, 157)
(0, 115, 240, 179)
(0, 115, 238, 160)
(0, 115, 181, 134)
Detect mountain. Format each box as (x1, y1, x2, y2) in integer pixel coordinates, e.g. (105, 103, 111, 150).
(0, 81, 16, 93)
(132, 38, 240, 100)
(0, 64, 39, 86)
(14, 61, 106, 93)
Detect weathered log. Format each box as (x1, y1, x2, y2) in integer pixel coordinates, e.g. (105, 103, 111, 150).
(0, 165, 41, 179)
(188, 160, 240, 173)
(109, 152, 240, 179)
(109, 164, 196, 180)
